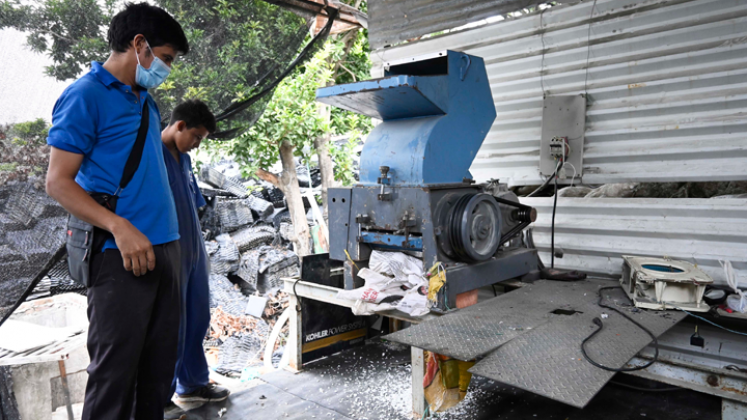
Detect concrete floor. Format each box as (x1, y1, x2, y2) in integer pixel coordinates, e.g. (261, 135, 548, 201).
(182, 340, 722, 420)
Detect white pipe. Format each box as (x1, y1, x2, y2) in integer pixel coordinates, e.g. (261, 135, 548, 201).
(264, 309, 292, 370)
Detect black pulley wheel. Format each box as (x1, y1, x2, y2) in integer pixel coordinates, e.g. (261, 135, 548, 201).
(447, 193, 502, 262)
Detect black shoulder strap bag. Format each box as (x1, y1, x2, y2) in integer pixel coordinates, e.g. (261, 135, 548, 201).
(66, 101, 150, 286)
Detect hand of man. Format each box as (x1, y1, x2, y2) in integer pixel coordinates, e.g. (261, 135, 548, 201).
(47, 148, 158, 277)
(112, 218, 156, 276)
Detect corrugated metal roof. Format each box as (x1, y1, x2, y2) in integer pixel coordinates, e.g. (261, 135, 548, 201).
(521, 196, 747, 287)
(368, 0, 545, 50)
(372, 0, 747, 186)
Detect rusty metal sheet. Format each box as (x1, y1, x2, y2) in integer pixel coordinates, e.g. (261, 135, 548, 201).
(368, 0, 545, 49)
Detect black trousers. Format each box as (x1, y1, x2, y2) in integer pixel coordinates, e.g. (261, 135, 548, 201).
(82, 241, 181, 420)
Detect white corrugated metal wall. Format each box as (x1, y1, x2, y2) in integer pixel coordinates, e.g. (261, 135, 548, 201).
(371, 0, 747, 186)
(370, 0, 747, 285)
(523, 197, 747, 285)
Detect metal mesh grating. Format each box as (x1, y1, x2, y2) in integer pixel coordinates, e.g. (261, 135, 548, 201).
(0, 180, 68, 325)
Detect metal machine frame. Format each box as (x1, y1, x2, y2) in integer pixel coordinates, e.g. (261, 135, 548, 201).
(318, 50, 539, 309)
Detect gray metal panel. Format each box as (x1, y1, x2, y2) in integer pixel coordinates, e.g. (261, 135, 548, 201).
(328, 188, 353, 262)
(468, 280, 685, 408)
(368, 0, 545, 50)
(539, 95, 586, 177)
(521, 197, 747, 287)
(372, 0, 747, 186)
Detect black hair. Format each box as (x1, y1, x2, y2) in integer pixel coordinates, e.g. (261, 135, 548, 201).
(169, 100, 217, 133)
(108, 2, 189, 54)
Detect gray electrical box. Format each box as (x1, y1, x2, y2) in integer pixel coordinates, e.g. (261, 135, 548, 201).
(539, 95, 587, 180)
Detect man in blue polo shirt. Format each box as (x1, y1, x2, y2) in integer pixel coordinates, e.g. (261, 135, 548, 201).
(45, 3, 189, 419)
(160, 100, 229, 420)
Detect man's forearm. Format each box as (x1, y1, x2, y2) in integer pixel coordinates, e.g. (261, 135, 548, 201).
(46, 176, 124, 234)
(47, 142, 156, 275)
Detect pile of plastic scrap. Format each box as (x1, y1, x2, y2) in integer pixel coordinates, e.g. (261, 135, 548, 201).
(231, 225, 276, 253)
(204, 234, 296, 377)
(205, 283, 290, 377)
(197, 161, 304, 377)
(213, 329, 268, 376)
(336, 250, 432, 317)
(236, 246, 299, 295)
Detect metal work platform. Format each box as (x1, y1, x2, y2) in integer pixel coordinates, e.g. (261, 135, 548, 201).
(282, 277, 747, 418)
(385, 279, 686, 408)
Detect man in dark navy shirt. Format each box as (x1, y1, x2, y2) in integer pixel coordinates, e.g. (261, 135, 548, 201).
(45, 3, 189, 419)
(160, 101, 229, 419)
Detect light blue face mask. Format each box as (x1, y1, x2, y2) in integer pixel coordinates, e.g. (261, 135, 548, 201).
(135, 40, 171, 89)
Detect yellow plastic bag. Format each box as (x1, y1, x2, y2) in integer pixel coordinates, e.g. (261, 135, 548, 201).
(423, 351, 476, 412)
(427, 263, 446, 302)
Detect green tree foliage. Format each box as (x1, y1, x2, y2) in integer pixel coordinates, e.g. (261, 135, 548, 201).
(1, 0, 372, 184)
(0, 0, 309, 131)
(5, 118, 49, 145)
(155, 0, 308, 132)
(197, 30, 370, 186)
(0, 119, 52, 185)
(327, 28, 373, 136)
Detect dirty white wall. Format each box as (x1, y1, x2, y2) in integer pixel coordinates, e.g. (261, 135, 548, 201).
(0, 29, 71, 125)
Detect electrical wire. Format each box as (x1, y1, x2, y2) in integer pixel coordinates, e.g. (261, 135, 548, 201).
(581, 286, 659, 372)
(293, 278, 303, 312)
(559, 141, 577, 187)
(550, 144, 567, 268)
(551, 167, 558, 268)
(209, 6, 339, 138)
(566, 162, 578, 187)
(525, 159, 562, 197)
(583, 0, 599, 95)
(667, 304, 747, 337)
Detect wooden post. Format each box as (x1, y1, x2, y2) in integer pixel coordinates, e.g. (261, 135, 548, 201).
(412, 347, 425, 419)
(58, 360, 74, 420)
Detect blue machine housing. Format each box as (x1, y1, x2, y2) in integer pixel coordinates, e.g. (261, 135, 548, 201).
(316, 51, 496, 187)
(319, 51, 538, 310)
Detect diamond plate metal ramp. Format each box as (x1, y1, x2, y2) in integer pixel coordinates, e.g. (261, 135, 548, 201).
(468, 281, 685, 408)
(384, 280, 607, 360)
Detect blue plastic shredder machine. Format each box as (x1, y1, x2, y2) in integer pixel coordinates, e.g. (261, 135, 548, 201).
(317, 51, 539, 311)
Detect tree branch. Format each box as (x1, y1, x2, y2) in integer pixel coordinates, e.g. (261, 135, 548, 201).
(37, 29, 75, 43)
(331, 30, 358, 76)
(337, 62, 356, 82)
(256, 168, 280, 187)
